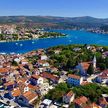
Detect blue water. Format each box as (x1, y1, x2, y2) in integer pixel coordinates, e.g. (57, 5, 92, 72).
(0, 30, 108, 54)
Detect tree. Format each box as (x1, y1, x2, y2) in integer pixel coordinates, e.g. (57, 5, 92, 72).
(73, 83, 108, 102)
(45, 83, 69, 102)
(87, 64, 94, 75)
(69, 103, 75, 108)
(99, 63, 106, 70)
(12, 60, 18, 66)
(105, 57, 108, 68)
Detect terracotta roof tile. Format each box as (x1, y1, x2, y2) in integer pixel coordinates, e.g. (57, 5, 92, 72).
(81, 62, 90, 70)
(68, 74, 81, 79)
(4, 81, 14, 86)
(81, 81, 91, 86)
(12, 87, 21, 97)
(74, 96, 88, 105)
(84, 103, 101, 108)
(23, 91, 38, 102)
(28, 84, 40, 91)
(0, 68, 9, 73)
(31, 75, 40, 79)
(99, 70, 108, 79)
(41, 72, 59, 82)
(99, 97, 108, 105)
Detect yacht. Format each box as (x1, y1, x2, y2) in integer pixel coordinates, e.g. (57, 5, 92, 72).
(20, 44, 23, 46)
(15, 43, 18, 45)
(32, 41, 35, 44)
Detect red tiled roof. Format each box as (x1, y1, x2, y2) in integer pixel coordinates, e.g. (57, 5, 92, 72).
(17, 78, 28, 83)
(31, 75, 40, 79)
(41, 72, 59, 82)
(68, 74, 81, 79)
(84, 103, 101, 108)
(81, 62, 90, 70)
(12, 87, 21, 97)
(23, 91, 38, 102)
(81, 81, 91, 86)
(99, 97, 108, 105)
(102, 70, 108, 73)
(99, 70, 108, 79)
(28, 84, 40, 91)
(4, 81, 14, 86)
(74, 96, 88, 105)
(0, 68, 9, 73)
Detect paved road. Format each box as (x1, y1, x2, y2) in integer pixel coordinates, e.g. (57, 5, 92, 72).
(87, 74, 98, 83)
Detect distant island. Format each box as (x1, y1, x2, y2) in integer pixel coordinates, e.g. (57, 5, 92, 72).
(0, 16, 108, 35)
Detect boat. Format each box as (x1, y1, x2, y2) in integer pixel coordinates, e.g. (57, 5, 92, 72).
(69, 40, 72, 42)
(15, 43, 18, 45)
(32, 41, 35, 44)
(20, 44, 23, 46)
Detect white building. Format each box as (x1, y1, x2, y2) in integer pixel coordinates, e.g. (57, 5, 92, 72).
(41, 55, 48, 60)
(39, 83, 49, 95)
(31, 75, 43, 85)
(14, 58, 21, 63)
(41, 99, 52, 108)
(42, 62, 49, 67)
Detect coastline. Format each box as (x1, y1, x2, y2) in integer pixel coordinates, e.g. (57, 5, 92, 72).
(1, 29, 108, 54)
(0, 35, 68, 43)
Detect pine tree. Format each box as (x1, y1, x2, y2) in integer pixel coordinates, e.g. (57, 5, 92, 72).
(87, 64, 94, 75)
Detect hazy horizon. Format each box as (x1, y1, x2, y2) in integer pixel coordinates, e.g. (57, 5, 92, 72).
(0, 15, 108, 19)
(0, 0, 108, 18)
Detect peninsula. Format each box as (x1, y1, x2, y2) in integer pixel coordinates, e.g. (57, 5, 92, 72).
(0, 24, 66, 42)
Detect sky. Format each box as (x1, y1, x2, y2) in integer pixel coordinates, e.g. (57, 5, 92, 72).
(0, 0, 108, 18)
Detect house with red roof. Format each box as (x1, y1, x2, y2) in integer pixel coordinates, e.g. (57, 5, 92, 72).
(0, 68, 9, 76)
(30, 75, 43, 85)
(75, 56, 96, 76)
(15, 91, 38, 107)
(84, 103, 102, 108)
(98, 97, 108, 108)
(41, 72, 59, 83)
(67, 74, 83, 86)
(4, 81, 17, 90)
(75, 62, 90, 76)
(96, 70, 108, 83)
(63, 91, 75, 104)
(74, 96, 88, 108)
(37, 60, 49, 67)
